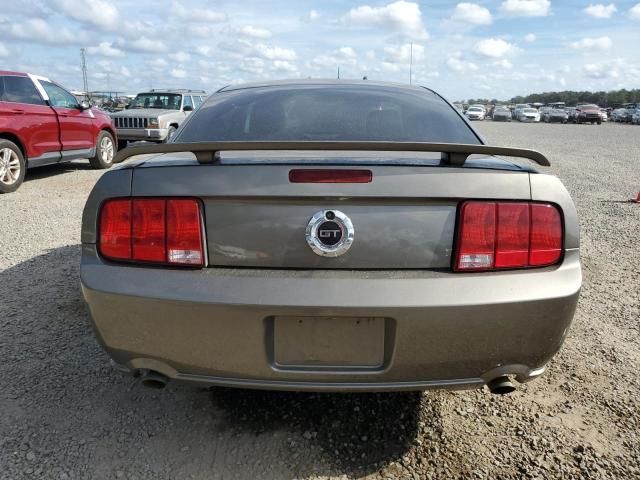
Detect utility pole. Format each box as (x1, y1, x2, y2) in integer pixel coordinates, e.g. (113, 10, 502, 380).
(337, 65, 340, 79)
(409, 42, 413, 85)
(80, 48, 89, 94)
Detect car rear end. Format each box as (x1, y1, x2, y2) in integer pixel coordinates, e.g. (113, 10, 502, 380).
(466, 108, 484, 120)
(548, 109, 568, 123)
(577, 107, 602, 124)
(81, 82, 581, 393)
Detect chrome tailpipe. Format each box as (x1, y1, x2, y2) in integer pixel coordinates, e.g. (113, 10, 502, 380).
(139, 370, 170, 389)
(486, 376, 516, 395)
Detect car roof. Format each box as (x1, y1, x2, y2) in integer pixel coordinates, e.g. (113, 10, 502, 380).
(217, 79, 434, 94)
(0, 70, 29, 77)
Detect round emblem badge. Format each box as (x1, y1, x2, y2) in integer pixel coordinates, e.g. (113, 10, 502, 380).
(305, 210, 354, 257)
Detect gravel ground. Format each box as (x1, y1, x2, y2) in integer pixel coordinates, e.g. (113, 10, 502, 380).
(0, 122, 639, 479)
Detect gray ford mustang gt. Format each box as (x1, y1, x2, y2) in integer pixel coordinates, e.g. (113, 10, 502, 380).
(81, 80, 581, 395)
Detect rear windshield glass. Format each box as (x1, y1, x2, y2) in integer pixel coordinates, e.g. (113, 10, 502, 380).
(175, 84, 480, 144)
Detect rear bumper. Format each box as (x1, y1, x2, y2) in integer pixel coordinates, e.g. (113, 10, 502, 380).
(81, 245, 581, 391)
(116, 128, 168, 142)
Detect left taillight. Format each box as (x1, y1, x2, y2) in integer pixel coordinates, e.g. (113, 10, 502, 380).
(99, 198, 204, 267)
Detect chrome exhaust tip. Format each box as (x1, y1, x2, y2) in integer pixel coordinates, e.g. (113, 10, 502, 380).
(486, 376, 515, 395)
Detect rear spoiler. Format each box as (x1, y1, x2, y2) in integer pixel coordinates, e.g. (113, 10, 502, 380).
(114, 141, 550, 167)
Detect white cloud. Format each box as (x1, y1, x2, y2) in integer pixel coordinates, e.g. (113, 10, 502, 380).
(494, 59, 513, 69)
(630, 3, 640, 19)
(446, 54, 478, 72)
(583, 61, 620, 79)
(239, 26, 272, 39)
(170, 68, 187, 79)
(474, 38, 518, 57)
(272, 60, 297, 73)
(584, 3, 617, 19)
(168, 51, 191, 62)
(54, 0, 119, 30)
(189, 25, 215, 38)
(3, 18, 86, 45)
(87, 42, 125, 58)
(337, 47, 357, 59)
(500, 0, 550, 17)
(147, 58, 169, 71)
(451, 3, 493, 25)
(309, 10, 320, 20)
(524, 33, 536, 42)
(570, 36, 612, 50)
(253, 44, 297, 61)
(119, 66, 131, 78)
(0, 43, 8, 58)
(343, 1, 429, 39)
(196, 46, 212, 56)
(171, 1, 227, 22)
(119, 37, 168, 53)
(383, 43, 424, 63)
(310, 47, 359, 69)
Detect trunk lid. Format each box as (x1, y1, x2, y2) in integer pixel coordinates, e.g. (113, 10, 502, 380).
(131, 152, 532, 269)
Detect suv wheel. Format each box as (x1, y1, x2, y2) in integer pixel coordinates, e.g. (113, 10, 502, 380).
(90, 131, 115, 169)
(0, 140, 26, 194)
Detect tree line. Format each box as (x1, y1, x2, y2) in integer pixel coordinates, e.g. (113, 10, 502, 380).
(462, 89, 640, 107)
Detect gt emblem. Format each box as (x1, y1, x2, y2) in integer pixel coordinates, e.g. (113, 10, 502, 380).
(306, 210, 354, 257)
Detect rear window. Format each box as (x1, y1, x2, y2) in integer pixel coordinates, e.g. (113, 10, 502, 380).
(176, 84, 480, 144)
(0, 76, 45, 105)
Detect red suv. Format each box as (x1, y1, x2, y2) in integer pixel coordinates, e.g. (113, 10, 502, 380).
(0, 71, 117, 193)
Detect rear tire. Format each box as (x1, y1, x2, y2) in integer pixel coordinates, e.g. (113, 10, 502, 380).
(0, 139, 26, 194)
(89, 131, 115, 169)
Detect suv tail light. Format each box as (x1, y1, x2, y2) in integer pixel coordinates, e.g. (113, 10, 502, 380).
(99, 198, 204, 267)
(455, 201, 562, 272)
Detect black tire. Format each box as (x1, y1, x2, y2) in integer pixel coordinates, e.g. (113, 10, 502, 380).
(0, 139, 26, 194)
(89, 131, 116, 169)
(165, 126, 177, 143)
(117, 139, 128, 151)
(597, 120, 601, 125)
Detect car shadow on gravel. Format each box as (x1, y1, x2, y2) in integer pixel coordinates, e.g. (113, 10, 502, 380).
(24, 161, 93, 183)
(210, 387, 443, 477)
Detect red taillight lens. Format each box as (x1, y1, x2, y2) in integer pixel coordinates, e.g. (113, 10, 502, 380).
(99, 198, 204, 267)
(289, 169, 373, 183)
(455, 201, 562, 272)
(132, 199, 166, 262)
(529, 203, 562, 266)
(456, 202, 496, 270)
(167, 199, 204, 266)
(99, 199, 132, 260)
(495, 203, 530, 268)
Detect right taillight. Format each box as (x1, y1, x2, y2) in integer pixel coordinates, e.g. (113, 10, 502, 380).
(99, 198, 204, 267)
(455, 201, 562, 272)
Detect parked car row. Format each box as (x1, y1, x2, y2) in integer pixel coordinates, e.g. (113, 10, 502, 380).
(0, 70, 207, 193)
(466, 102, 635, 125)
(611, 107, 640, 123)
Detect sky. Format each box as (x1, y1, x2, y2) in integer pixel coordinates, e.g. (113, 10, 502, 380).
(1, 0, 639, 101)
